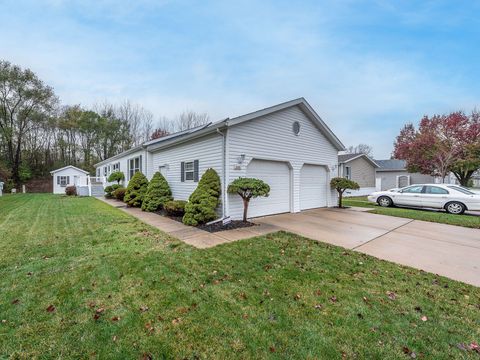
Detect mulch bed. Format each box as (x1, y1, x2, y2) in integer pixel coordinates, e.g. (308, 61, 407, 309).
(198, 220, 257, 233)
(154, 210, 184, 223)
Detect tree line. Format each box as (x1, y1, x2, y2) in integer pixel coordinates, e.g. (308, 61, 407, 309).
(0, 60, 209, 188)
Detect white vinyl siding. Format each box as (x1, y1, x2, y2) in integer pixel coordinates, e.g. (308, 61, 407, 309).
(51, 167, 89, 194)
(227, 105, 337, 220)
(150, 133, 223, 201)
(95, 149, 147, 187)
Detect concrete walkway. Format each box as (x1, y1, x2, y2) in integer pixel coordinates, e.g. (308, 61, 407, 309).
(98, 198, 280, 248)
(255, 208, 480, 287)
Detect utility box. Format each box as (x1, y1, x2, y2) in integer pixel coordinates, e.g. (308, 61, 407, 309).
(0, 182, 4, 196)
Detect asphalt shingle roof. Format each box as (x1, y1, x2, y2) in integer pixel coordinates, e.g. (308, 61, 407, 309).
(374, 159, 407, 170)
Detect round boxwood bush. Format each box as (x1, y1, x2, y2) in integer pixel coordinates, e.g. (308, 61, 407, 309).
(164, 200, 187, 217)
(112, 187, 126, 201)
(124, 172, 149, 207)
(182, 168, 221, 226)
(104, 184, 121, 198)
(141, 172, 173, 212)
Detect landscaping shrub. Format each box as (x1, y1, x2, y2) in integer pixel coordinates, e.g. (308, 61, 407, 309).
(183, 168, 221, 226)
(228, 177, 270, 222)
(141, 172, 173, 212)
(164, 200, 187, 217)
(104, 184, 121, 198)
(330, 177, 360, 208)
(112, 187, 126, 201)
(108, 171, 125, 184)
(65, 186, 77, 196)
(124, 172, 149, 207)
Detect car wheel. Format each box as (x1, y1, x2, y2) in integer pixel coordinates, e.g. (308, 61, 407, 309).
(377, 196, 393, 207)
(445, 202, 465, 215)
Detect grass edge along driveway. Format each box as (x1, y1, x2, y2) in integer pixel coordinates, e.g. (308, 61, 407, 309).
(1, 194, 479, 359)
(343, 196, 480, 229)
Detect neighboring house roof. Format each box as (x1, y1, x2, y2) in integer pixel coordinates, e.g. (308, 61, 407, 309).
(374, 159, 407, 171)
(50, 165, 90, 175)
(95, 98, 346, 167)
(338, 153, 379, 168)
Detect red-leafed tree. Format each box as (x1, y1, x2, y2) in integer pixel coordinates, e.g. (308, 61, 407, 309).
(393, 111, 480, 186)
(150, 128, 170, 140)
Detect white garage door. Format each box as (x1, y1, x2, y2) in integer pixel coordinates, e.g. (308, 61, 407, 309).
(246, 159, 291, 218)
(300, 164, 327, 210)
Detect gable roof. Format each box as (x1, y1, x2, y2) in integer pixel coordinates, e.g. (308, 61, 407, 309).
(50, 165, 90, 175)
(95, 98, 345, 166)
(339, 153, 379, 167)
(374, 159, 407, 171)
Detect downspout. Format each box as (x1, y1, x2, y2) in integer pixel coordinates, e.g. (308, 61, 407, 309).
(216, 127, 227, 218)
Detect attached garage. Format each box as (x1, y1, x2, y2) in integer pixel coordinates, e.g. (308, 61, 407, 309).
(246, 159, 291, 217)
(300, 164, 328, 210)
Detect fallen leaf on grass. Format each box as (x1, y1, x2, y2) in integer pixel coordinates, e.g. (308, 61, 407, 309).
(314, 304, 323, 310)
(421, 316, 428, 322)
(141, 352, 153, 360)
(139, 305, 149, 312)
(402, 346, 417, 358)
(386, 291, 397, 300)
(112, 335, 117, 342)
(314, 290, 322, 296)
(46, 304, 56, 312)
(171, 318, 181, 325)
(329, 296, 338, 303)
(11, 299, 20, 305)
(111, 316, 120, 322)
(96, 308, 105, 314)
(293, 294, 301, 301)
(269, 346, 276, 353)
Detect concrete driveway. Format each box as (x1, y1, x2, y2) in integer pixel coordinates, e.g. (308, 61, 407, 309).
(255, 208, 480, 287)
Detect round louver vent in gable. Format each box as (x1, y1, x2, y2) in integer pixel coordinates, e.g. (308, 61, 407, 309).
(292, 121, 300, 135)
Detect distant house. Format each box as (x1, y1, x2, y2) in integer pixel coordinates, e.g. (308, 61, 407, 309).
(94, 98, 346, 220)
(338, 153, 378, 196)
(374, 159, 434, 191)
(50, 165, 90, 194)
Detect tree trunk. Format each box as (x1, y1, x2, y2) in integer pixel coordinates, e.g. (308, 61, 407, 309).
(242, 197, 250, 222)
(338, 189, 343, 208)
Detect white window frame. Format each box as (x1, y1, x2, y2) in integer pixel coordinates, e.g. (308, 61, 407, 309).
(345, 166, 351, 180)
(112, 162, 120, 172)
(128, 155, 142, 180)
(58, 176, 69, 187)
(184, 161, 195, 181)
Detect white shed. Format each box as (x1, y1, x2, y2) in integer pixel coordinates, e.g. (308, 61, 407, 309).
(50, 166, 90, 194)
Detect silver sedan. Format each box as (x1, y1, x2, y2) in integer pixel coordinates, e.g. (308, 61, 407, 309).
(367, 184, 480, 215)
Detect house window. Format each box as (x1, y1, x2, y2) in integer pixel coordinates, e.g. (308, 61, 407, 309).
(58, 176, 69, 187)
(184, 161, 194, 181)
(112, 162, 120, 172)
(96, 168, 100, 177)
(103, 166, 108, 176)
(128, 155, 142, 180)
(345, 166, 351, 180)
(181, 160, 199, 182)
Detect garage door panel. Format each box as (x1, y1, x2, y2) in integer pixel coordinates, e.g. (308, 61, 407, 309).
(300, 165, 327, 210)
(246, 160, 290, 218)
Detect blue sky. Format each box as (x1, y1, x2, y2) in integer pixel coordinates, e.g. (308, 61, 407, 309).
(1, 0, 479, 158)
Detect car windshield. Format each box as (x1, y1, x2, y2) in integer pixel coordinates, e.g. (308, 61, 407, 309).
(447, 185, 475, 195)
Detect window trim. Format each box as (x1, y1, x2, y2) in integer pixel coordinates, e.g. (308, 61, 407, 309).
(112, 162, 120, 172)
(344, 166, 351, 180)
(184, 161, 195, 181)
(128, 155, 142, 180)
(58, 176, 69, 187)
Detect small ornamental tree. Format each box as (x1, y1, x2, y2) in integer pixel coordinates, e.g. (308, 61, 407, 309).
(108, 171, 125, 184)
(141, 172, 173, 212)
(124, 172, 149, 207)
(228, 178, 270, 222)
(330, 177, 360, 208)
(182, 168, 221, 226)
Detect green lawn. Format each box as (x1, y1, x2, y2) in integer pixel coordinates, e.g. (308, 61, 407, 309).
(343, 196, 480, 229)
(1, 194, 480, 359)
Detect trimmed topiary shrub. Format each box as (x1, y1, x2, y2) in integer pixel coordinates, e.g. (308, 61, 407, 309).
(164, 200, 187, 217)
(228, 177, 270, 222)
(141, 172, 173, 212)
(112, 187, 126, 201)
(65, 186, 77, 196)
(104, 184, 121, 198)
(182, 168, 221, 226)
(124, 172, 149, 207)
(108, 171, 125, 184)
(330, 177, 360, 208)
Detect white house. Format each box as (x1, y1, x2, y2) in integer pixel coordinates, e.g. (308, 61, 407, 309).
(338, 153, 379, 196)
(50, 165, 90, 194)
(95, 98, 345, 220)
